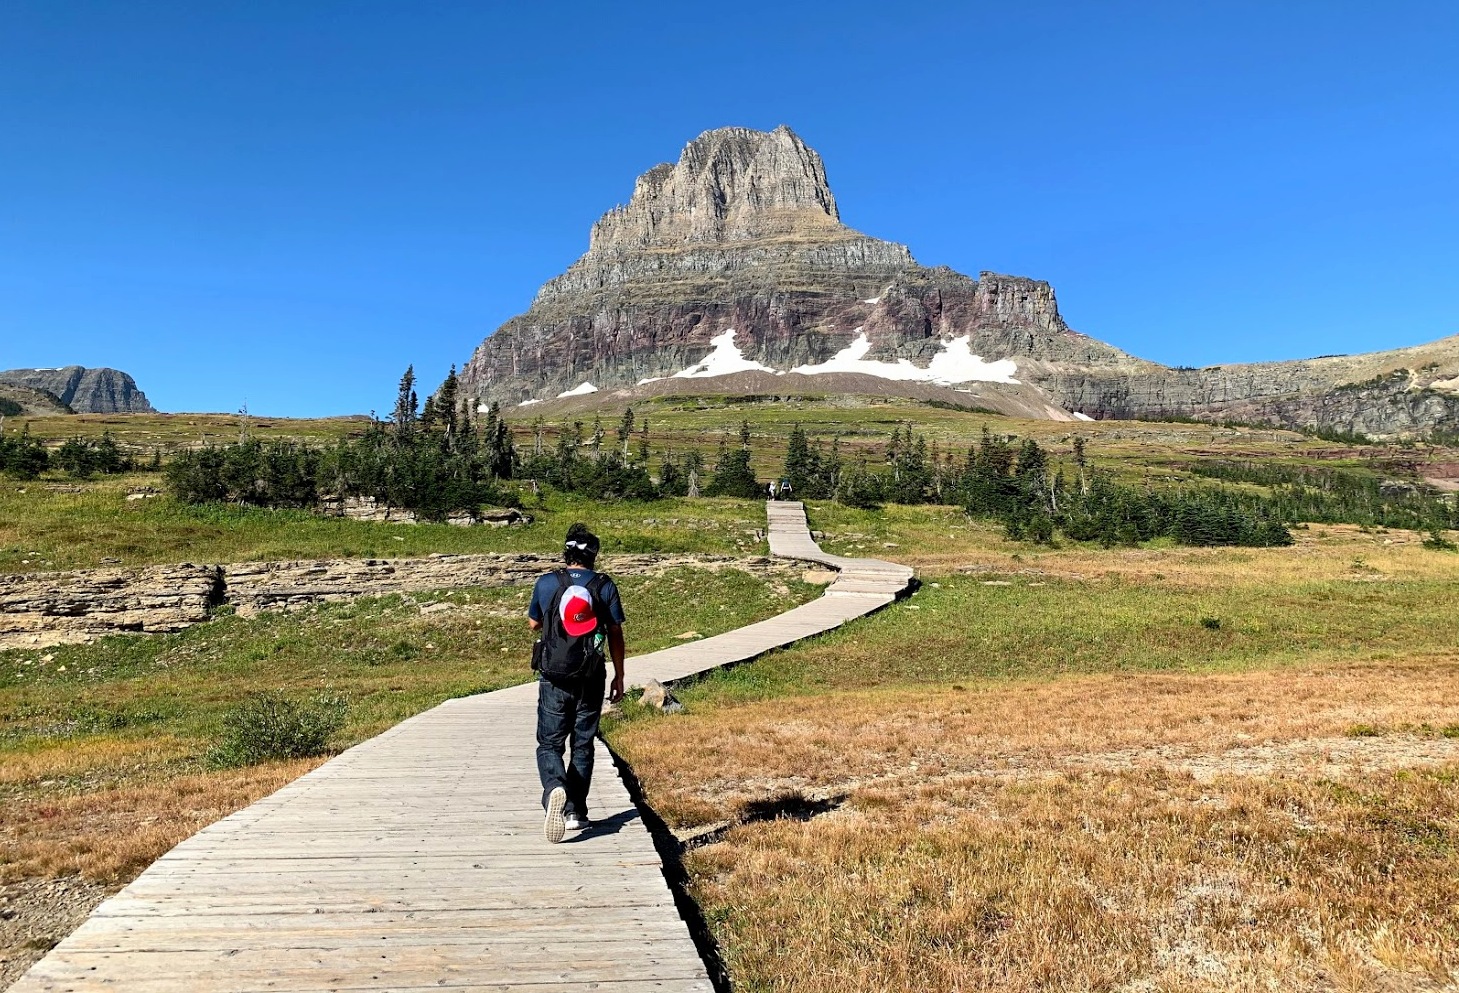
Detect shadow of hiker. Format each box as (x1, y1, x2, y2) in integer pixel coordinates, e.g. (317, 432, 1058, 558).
(564, 806, 640, 842)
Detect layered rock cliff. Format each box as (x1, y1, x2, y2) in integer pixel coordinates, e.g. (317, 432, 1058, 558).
(461, 125, 1135, 411)
(0, 367, 155, 414)
(461, 125, 1459, 438)
(1041, 336, 1459, 437)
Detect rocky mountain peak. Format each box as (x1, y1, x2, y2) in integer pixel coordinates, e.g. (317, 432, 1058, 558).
(0, 366, 154, 414)
(588, 125, 844, 255)
(463, 125, 1106, 410)
(460, 124, 1459, 439)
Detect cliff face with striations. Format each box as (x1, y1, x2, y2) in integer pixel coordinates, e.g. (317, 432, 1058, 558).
(460, 125, 1132, 413)
(1040, 336, 1459, 437)
(461, 125, 1459, 438)
(0, 367, 155, 414)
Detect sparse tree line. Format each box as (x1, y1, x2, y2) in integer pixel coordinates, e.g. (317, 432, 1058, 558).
(778, 425, 1294, 547)
(166, 367, 517, 521)
(0, 428, 142, 480)
(518, 410, 763, 501)
(158, 370, 776, 517)
(4, 363, 1455, 551)
(1184, 458, 1458, 532)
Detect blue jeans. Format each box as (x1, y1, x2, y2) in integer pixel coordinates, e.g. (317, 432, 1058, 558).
(535, 665, 605, 818)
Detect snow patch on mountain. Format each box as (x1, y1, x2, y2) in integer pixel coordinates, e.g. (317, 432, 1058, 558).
(791, 332, 1019, 385)
(672, 329, 777, 379)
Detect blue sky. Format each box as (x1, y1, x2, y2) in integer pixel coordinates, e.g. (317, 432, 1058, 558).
(2, 1, 1456, 416)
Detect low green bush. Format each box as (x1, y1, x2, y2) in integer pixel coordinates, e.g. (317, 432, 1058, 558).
(1422, 529, 1457, 552)
(53, 432, 133, 478)
(209, 692, 347, 767)
(0, 428, 49, 479)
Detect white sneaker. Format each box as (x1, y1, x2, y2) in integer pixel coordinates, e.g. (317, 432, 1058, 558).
(544, 787, 567, 844)
(564, 814, 589, 832)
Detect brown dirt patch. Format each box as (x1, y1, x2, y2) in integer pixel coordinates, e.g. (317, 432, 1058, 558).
(0, 877, 113, 990)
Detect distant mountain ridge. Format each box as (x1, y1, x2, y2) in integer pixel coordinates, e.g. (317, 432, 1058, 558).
(0, 366, 154, 414)
(459, 124, 1459, 437)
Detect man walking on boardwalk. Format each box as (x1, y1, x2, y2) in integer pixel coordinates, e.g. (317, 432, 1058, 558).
(528, 523, 627, 843)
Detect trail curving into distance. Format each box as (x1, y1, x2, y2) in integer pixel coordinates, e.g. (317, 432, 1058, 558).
(13, 503, 913, 993)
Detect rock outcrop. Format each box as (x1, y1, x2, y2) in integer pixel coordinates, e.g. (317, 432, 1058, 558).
(315, 495, 533, 528)
(0, 553, 800, 648)
(0, 367, 155, 414)
(460, 125, 1459, 439)
(1040, 336, 1459, 437)
(0, 564, 224, 648)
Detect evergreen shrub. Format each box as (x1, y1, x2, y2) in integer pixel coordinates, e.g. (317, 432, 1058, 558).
(208, 692, 347, 767)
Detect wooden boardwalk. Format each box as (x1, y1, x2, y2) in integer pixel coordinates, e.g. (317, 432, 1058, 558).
(13, 503, 912, 993)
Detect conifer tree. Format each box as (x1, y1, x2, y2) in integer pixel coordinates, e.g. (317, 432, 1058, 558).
(618, 408, 635, 453)
(825, 437, 843, 496)
(487, 406, 515, 479)
(392, 366, 418, 437)
(636, 419, 651, 464)
(706, 435, 759, 498)
(437, 365, 460, 438)
(784, 423, 810, 488)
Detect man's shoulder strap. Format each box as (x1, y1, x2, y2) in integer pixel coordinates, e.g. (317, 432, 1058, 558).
(549, 568, 607, 603)
(545, 569, 572, 615)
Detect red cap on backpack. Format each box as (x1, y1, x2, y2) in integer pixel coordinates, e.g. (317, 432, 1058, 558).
(558, 583, 598, 637)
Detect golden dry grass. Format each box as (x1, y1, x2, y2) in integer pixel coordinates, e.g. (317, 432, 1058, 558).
(1, 760, 320, 884)
(691, 767, 1457, 992)
(614, 660, 1459, 991)
(0, 737, 191, 790)
(811, 505, 1459, 587)
(619, 659, 1459, 825)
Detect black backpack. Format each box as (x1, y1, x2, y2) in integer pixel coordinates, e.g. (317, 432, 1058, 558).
(532, 569, 611, 683)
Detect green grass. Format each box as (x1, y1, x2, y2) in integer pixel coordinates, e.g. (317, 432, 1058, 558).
(614, 571, 1459, 714)
(0, 477, 773, 571)
(8, 403, 1454, 573)
(0, 566, 820, 799)
(794, 501, 977, 558)
(10, 412, 370, 449)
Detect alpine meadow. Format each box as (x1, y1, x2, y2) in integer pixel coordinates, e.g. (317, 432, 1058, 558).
(6, 26, 1459, 991)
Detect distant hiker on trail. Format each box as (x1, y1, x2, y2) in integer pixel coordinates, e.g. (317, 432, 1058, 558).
(767, 480, 779, 500)
(528, 523, 626, 843)
(780, 479, 793, 501)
